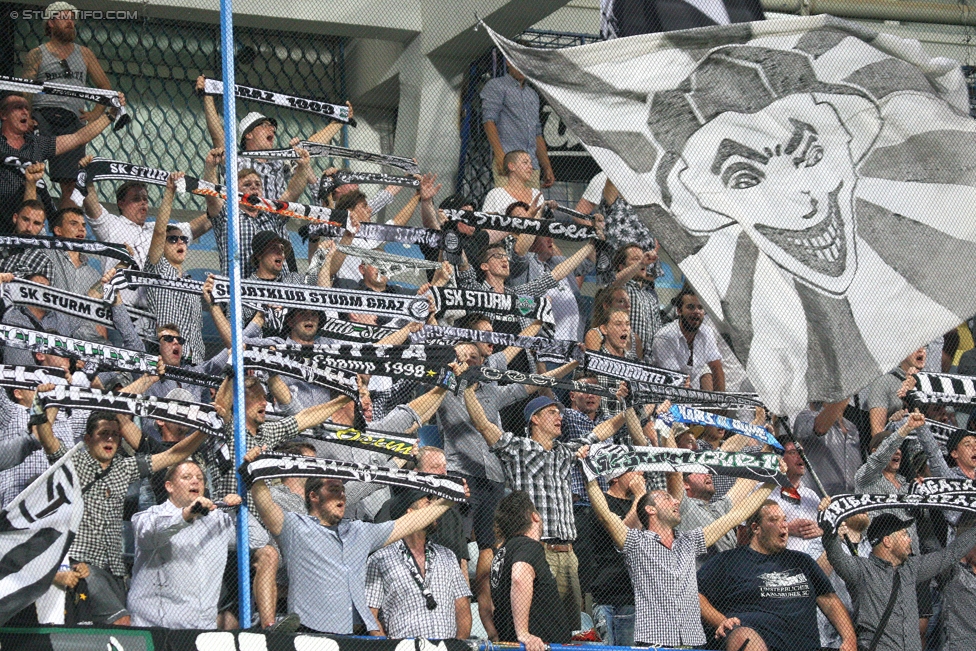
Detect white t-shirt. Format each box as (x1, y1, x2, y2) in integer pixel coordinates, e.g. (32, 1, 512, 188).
(769, 483, 821, 557)
(651, 319, 722, 389)
(481, 186, 541, 215)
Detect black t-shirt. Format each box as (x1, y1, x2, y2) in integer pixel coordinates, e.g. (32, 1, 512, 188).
(697, 546, 834, 651)
(0, 133, 57, 231)
(490, 535, 571, 644)
(583, 494, 634, 607)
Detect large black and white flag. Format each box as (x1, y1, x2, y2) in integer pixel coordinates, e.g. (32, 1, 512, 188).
(487, 16, 976, 414)
(0, 442, 84, 626)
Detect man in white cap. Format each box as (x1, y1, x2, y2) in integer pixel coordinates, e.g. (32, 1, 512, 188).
(22, 2, 116, 208)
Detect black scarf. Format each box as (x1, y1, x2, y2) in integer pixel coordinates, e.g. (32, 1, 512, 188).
(318, 170, 420, 200)
(459, 365, 617, 398)
(242, 348, 360, 397)
(584, 350, 687, 386)
(242, 141, 420, 174)
(429, 286, 552, 324)
(0, 74, 129, 130)
(308, 423, 417, 460)
(410, 324, 581, 361)
(201, 78, 355, 125)
(0, 234, 138, 269)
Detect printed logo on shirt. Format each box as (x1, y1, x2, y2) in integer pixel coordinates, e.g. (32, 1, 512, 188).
(490, 547, 507, 590)
(757, 569, 811, 599)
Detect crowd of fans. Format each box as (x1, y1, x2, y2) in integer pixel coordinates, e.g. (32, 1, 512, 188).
(1, 5, 976, 651)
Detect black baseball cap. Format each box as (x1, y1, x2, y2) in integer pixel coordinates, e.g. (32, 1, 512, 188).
(867, 513, 914, 547)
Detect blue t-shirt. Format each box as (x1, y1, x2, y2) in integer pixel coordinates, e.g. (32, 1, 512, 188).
(697, 546, 834, 651)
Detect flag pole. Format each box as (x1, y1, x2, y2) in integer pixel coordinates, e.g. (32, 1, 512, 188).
(217, 0, 251, 628)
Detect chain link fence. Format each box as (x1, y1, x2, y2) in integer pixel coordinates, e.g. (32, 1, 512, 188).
(0, 0, 974, 649)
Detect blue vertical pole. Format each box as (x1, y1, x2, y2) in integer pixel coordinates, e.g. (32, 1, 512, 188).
(218, 0, 251, 629)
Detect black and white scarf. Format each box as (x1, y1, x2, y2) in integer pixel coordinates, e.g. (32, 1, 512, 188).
(0, 74, 130, 130)
(925, 419, 966, 450)
(668, 404, 781, 450)
(242, 348, 360, 397)
(0, 234, 138, 270)
(459, 365, 617, 398)
(0, 364, 65, 390)
(315, 319, 401, 343)
(37, 384, 224, 437)
(584, 351, 686, 387)
(819, 490, 976, 533)
(6, 280, 118, 328)
(581, 443, 789, 486)
(300, 221, 446, 252)
(271, 343, 458, 390)
(429, 286, 552, 324)
(442, 209, 597, 242)
(242, 141, 420, 174)
(410, 324, 581, 361)
(336, 244, 441, 278)
(907, 372, 976, 406)
(308, 423, 417, 460)
(632, 384, 766, 410)
(318, 170, 420, 200)
(201, 78, 355, 125)
(239, 453, 468, 502)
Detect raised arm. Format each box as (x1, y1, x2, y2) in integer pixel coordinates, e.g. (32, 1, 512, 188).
(385, 498, 455, 546)
(147, 172, 182, 266)
(306, 103, 351, 144)
(54, 96, 124, 156)
(244, 446, 284, 536)
(591, 410, 628, 442)
(390, 194, 420, 227)
(586, 478, 628, 550)
(279, 148, 311, 203)
(418, 173, 441, 229)
(499, 320, 542, 366)
(703, 482, 775, 547)
(549, 241, 595, 284)
(196, 76, 225, 148)
(202, 275, 232, 349)
(463, 385, 503, 447)
(293, 394, 353, 432)
(203, 148, 225, 217)
(149, 428, 207, 473)
(32, 385, 63, 456)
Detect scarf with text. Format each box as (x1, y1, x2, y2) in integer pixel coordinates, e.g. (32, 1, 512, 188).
(308, 423, 417, 460)
(300, 221, 445, 252)
(37, 385, 224, 437)
(240, 453, 468, 502)
(443, 209, 597, 242)
(669, 404, 782, 450)
(819, 488, 976, 533)
(925, 419, 967, 450)
(428, 286, 552, 324)
(0, 234, 138, 270)
(459, 365, 616, 398)
(315, 319, 401, 343)
(318, 170, 420, 200)
(6, 280, 118, 328)
(584, 351, 686, 387)
(336, 244, 441, 278)
(581, 443, 789, 486)
(270, 343, 458, 391)
(0, 364, 65, 391)
(633, 384, 766, 410)
(201, 78, 354, 125)
(906, 372, 976, 406)
(410, 324, 581, 361)
(0, 323, 220, 389)
(0, 74, 129, 130)
(242, 348, 360, 397)
(242, 141, 420, 174)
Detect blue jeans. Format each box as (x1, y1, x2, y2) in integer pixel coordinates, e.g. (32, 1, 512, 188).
(593, 603, 635, 646)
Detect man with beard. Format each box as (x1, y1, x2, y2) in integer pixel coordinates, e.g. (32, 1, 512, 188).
(610, 242, 663, 351)
(366, 489, 472, 639)
(698, 501, 856, 651)
(244, 445, 467, 635)
(652, 286, 724, 391)
(0, 197, 54, 278)
(587, 474, 776, 648)
(22, 2, 116, 208)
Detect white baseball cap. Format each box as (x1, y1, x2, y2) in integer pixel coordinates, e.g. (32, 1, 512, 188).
(238, 112, 277, 145)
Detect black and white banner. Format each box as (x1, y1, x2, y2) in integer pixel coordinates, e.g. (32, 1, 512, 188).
(0, 442, 84, 627)
(319, 170, 419, 199)
(37, 385, 224, 437)
(0, 74, 129, 130)
(336, 244, 441, 278)
(669, 404, 781, 450)
(0, 364, 66, 390)
(300, 221, 446, 252)
(486, 17, 976, 415)
(242, 348, 360, 397)
(309, 423, 417, 460)
(201, 78, 354, 125)
(429, 286, 552, 324)
(243, 141, 421, 174)
(633, 384, 766, 410)
(926, 419, 967, 450)
(459, 365, 617, 399)
(240, 453, 468, 502)
(585, 350, 686, 387)
(410, 324, 582, 361)
(443, 209, 598, 242)
(6, 280, 117, 328)
(211, 277, 430, 321)
(581, 443, 789, 486)
(0, 234, 138, 270)
(908, 372, 976, 405)
(819, 492, 976, 532)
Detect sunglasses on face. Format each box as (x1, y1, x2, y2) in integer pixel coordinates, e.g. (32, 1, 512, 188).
(166, 235, 190, 244)
(160, 334, 186, 345)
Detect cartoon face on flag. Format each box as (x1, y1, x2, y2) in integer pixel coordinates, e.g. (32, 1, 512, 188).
(486, 16, 976, 413)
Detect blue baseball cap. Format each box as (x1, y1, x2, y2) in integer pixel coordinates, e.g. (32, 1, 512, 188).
(524, 396, 562, 424)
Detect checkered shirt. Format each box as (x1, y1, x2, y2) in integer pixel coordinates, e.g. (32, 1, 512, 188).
(624, 526, 707, 647)
(238, 156, 295, 202)
(491, 430, 596, 541)
(209, 205, 289, 278)
(559, 407, 610, 500)
(365, 540, 471, 639)
(145, 257, 205, 364)
(625, 277, 662, 354)
(48, 443, 152, 576)
(210, 415, 300, 507)
(0, 246, 54, 279)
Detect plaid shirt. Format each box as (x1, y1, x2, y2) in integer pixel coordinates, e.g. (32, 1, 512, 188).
(210, 205, 289, 278)
(492, 430, 596, 541)
(48, 443, 152, 577)
(210, 415, 300, 505)
(0, 245, 53, 278)
(625, 526, 707, 646)
(366, 540, 471, 639)
(238, 156, 295, 202)
(559, 407, 609, 500)
(625, 277, 662, 354)
(145, 258, 205, 364)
